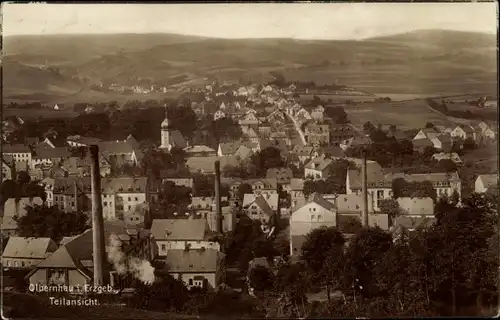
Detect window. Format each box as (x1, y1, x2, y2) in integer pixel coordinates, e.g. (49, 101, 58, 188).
(103, 202, 107, 207)
(135, 197, 138, 201)
(318, 215, 322, 220)
(128, 197, 131, 201)
(311, 215, 315, 220)
(377, 190, 384, 199)
(128, 205, 132, 210)
(161, 244, 166, 251)
(21, 261, 25, 267)
(72, 202, 75, 207)
(189, 279, 193, 286)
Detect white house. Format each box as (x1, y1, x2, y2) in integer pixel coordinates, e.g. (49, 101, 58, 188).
(432, 152, 462, 164)
(475, 174, 498, 194)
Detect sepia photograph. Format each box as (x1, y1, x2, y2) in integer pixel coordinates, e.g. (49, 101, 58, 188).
(0, 2, 498, 319)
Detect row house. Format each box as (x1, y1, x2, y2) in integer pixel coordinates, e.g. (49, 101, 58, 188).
(51, 177, 92, 213)
(2, 144, 32, 167)
(346, 170, 461, 211)
(304, 123, 330, 146)
(2, 237, 57, 270)
(31, 146, 71, 169)
(27, 221, 153, 288)
(100, 177, 148, 220)
(150, 218, 220, 257)
(99, 140, 142, 166)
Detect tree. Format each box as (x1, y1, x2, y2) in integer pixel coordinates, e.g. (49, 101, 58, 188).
(16, 171, 30, 186)
(325, 106, 348, 124)
(210, 117, 243, 144)
(463, 137, 477, 150)
(379, 198, 403, 226)
(130, 273, 189, 312)
(249, 265, 275, 292)
(425, 122, 435, 129)
(14, 205, 90, 242)
(301, 227, 346, 301)
(158, 181, 192, 212)
(238, 183, 254, 201)
(436, 159, 457, 173)
(250, 147, 285, 177)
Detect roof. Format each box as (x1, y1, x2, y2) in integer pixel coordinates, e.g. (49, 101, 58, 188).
(348, 170, 460, 190)
(336, 193, 375, 214)
(266, 167, 293, 184)
(306, 193, 336, 212)
(290, 178, 304, 190)
(33, 146, 70, 160)
(2, 197, 44, 230)
(98, 141, 135, 155)
(165, 248, 219, 273)
(412, 137, 434, 148)
(150, 219, 209, 241)
(305, 156, 333, 171)
(66, 135, 102, 145)
(24, 137, 40, 146)
(320, 146, 345, 158)
(169, 130, 188, 149)
(186, 156, 239, 174)
(477, 174, 498, 189)
(2, 154, 14, 167)
(184, 145, 216, 154)
(392, 216, 436, 232)
(3, 144, 31, 154)
(292, 146, 314, 157)
(458, 124, 475, 133)
(397, 197, 434, 216)
(259, 139, 289, 154)
(234, 145, 253, 160)
(53, 177, 92, 195)
(218, 142, 242, 155)
(100, 177, 148, 194)
(242, 194, 278, 214)
(2, 237, 56, 259)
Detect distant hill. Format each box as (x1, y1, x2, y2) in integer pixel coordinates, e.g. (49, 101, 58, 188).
(2, 29, 497, 101)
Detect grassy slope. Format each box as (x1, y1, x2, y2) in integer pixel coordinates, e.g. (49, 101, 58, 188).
(2, 30, 497, 104)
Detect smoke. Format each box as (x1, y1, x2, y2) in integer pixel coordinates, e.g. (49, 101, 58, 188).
(107, 234, 155, 285)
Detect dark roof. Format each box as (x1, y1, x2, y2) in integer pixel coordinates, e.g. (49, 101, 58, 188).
(412, 138, 434, 148)
(150, 219, 209, 241)
(165, 249, 219, 273)
(266, 167, 293, 184)
(3, 144, 31, 154)
(33, 146, 70, 159)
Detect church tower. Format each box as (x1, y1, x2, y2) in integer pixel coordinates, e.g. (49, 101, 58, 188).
(160, 105, 173, 151)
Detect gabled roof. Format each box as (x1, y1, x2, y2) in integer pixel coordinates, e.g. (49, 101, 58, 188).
(392, 216, 435, 232)
(292, 145, 314, 157)
(99, 141, 135, 154)
(150, 219, 209, 241)
(2, 197, 44, 230)
(397, 197, 434, 216)
(2, 237, 56, 259)
(243, 194, 275, 216)
(3, 144, 31, 154)
(305, 156, 332, 171)
(290, 178, 304, 190)
(412, 137, 434, 148)
(2, 154, 14, 167)
(336, 193, 375, 214)
(165, 248, 219, 273)
(66, 135, 102, 145)
(100, 177, 148, 194)
(186, 156, 239, 174)
(234, 145, 253, 160)
(306, 193, 336, 212)
(477, 174, 498, 189)
(33, 146, 70, 160)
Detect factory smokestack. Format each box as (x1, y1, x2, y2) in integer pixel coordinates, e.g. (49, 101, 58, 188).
(90, 145, 108, 286)
(361, 151, 369, 227)
(214, 161, 223, 235)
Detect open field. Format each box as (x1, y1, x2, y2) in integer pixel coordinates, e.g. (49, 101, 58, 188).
(345, 98, 477, 129)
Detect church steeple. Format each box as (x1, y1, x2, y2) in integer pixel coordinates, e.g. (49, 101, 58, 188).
(161, 104, 170, 129)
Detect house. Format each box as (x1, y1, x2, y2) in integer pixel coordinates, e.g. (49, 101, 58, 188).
(238, 112, 260, 127)
(289, 193, 337, 256)
(1, 197, 44, 236)
(346, 170, 461, 211)
(340, 135, 371, 151)
(413, 128, 439, 140)
(391, 216, 436, 241)
(2, 237, 58, 269)
(318, 145, 346, 159)
(52, 177, 92, 213)
(184, 145, 217, 157)
(244, 128, 259, 143)
(150, 218, 220, 257)
(266, 167, 293, 185)
(228, 178, 279, 200)
(304, 156, 333, 180)
(259, 139, 289, 155)
(66, 135, 102, 147)
(304, 123, 330, 146)
(186, 156, 239, 174)
(267, 110, 286, 123)
(2, 144, 32, 166)
(164, 248, 225, 291)
(289, 178, 305, 208)
(218, 141, 254, 157)
(213, 110, 226, 121)
(450, 124, 478, 142)
(234, 145, 253, 161)
(123, 202, 150, 226)
(291, 146, 315, 164)
(162, 177, 194, 189)
(397, 197, 434, 216)
(99, 141, 141, 166)
(412, 137, 435, 151)
(432, 152, 462, 164)
(26, 222, 153, 288)
(99, 177, 149, 220)
(477, 121, 496, 140)
(310, 105, 325, 122)
(474, 174, 498, 193)
(430, 134, 453, 152)
(330, 124, 357, 144)
(204, 206, 236, 234)
(2, 154, 15, 180)
(242, 194, 278, 232)
(335, 194, 389, 231)
(31, 146, 71, 169)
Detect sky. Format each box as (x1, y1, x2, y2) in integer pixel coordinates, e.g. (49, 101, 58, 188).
(2, 2, 498, 40)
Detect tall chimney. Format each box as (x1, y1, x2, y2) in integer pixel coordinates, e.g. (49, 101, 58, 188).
(90, 145, 108, 286)
(361, 151, 369, 227)
(214, 161, 223, 235)
(73, 180, 78, 212)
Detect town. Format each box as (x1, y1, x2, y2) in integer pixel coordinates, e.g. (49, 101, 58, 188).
(1, 79, 498, 318)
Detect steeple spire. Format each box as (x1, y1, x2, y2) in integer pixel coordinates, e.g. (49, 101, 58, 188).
(161, 104, 170, 129)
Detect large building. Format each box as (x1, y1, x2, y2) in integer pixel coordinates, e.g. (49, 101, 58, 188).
(159, 108, 187, 151)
